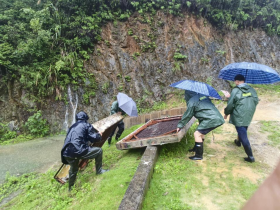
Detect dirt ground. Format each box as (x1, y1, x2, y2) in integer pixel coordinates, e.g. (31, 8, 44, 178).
(233, 95, 279, 168)
(194, 94, 280, 209)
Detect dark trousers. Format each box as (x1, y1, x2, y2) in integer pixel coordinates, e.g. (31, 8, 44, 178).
(235, 126, 254, 158)
(64, 147, 103, 190)
(108, 121, 124, 143)
(235, 126, 250, 147)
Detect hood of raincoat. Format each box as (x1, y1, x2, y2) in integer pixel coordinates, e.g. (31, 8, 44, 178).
(184, 90, 198, 102)
(238, 84, 251, 93)
(76, 111, 89, 121)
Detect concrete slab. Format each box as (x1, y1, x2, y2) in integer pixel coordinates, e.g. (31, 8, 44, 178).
(118, 146, 158, 210)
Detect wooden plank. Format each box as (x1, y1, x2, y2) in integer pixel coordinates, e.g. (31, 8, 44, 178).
(118, 146, 158, 210)
(90, 113, 124, 148)
(92, 113, 124, 133)
(161, 129, 177, 136)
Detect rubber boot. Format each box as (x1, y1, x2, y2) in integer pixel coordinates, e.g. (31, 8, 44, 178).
(97, 169, 109, 174)
(108, 137, 112, 146)
(95, 151, 109, 174)
(189, 142, 203, 160)
(189, 139, 204, 152)
(67, 158, 79, 191)
(115, 133, 121, 142)
(243, 146, 255, 163)
(234, 139, 241, 147)
(68, 173, 76, 191)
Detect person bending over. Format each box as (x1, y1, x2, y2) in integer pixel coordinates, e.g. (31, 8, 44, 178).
(177, 91, 225, 160)
(61, 111, 108, 191)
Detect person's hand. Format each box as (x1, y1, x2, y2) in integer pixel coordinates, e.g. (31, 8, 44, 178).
(177, 128, 181, 133)
(221, 90, 230, 98)
(224, 115, 228, 119)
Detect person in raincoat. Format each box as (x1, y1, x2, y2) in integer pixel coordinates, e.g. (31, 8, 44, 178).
(61, 111, 109, 191)
(107, 100, 126, 146)
(177, 91, 225, 160)
(224, 74, 259, 163)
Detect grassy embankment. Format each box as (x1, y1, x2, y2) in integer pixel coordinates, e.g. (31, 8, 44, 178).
(1, 84, 280, 209)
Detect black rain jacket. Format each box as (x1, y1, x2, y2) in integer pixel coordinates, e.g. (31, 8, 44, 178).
(61, 111, 101, 164)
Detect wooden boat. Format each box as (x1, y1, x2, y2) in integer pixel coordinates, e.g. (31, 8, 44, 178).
(54, 113, 124, 184)
(116, 116, 196, 150)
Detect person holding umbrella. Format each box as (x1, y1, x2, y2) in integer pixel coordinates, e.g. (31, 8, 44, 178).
(108, 93, 138, 146)
(171, 80, 225, 160)
(107, 100, 126, 146)
(218, 62, 280, 162)
(223, 74, 259, 163)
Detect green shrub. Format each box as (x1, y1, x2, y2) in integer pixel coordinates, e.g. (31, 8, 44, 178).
(128, 28, 133, 35)
(0, 123, 16, 139)
(132, 52, 140, 60)
(125, 76, 131, 82)
(0, 123, 17, 142)
(118, 83, 124, 91)
(102, 82, 109, 93)
(173, 52, 187, 60)
(172, 61, 181, 72)
(25, 111, 49, 137)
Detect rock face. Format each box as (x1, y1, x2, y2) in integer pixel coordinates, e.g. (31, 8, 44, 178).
(1, 12, 280, 132)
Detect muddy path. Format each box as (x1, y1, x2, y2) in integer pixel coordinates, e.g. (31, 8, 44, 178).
(182, 94, 280, 210)
(214, 95, 280, 169)
(0, 135, 65, 183)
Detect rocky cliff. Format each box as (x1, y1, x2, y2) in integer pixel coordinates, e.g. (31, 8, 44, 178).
(1, 11, 280, 132)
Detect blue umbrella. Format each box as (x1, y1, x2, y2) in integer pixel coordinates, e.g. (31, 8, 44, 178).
(117, 93, 138, 117)
(219, 62, 280, 84)
(170, 80, 222, 100)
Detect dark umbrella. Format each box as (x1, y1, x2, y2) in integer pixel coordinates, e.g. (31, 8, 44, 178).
(219, 62, 280, 84)
(117, 93, 138, 117)
(170, 80, 222, 100)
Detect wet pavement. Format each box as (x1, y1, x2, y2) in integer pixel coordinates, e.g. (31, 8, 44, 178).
(0, 135, 65, 183)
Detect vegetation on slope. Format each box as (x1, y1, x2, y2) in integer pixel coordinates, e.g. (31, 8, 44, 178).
(1, 0, 280, 102)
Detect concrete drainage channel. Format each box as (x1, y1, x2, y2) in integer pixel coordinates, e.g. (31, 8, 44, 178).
(118, 146, 158, 210)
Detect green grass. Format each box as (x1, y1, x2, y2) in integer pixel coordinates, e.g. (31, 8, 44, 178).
(0, 134, 35, 145)
(259, 121, 280, 148)
(251, 84, 280, 96)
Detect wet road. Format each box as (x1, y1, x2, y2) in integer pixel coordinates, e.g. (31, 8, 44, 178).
(0, 135, 65, 183)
